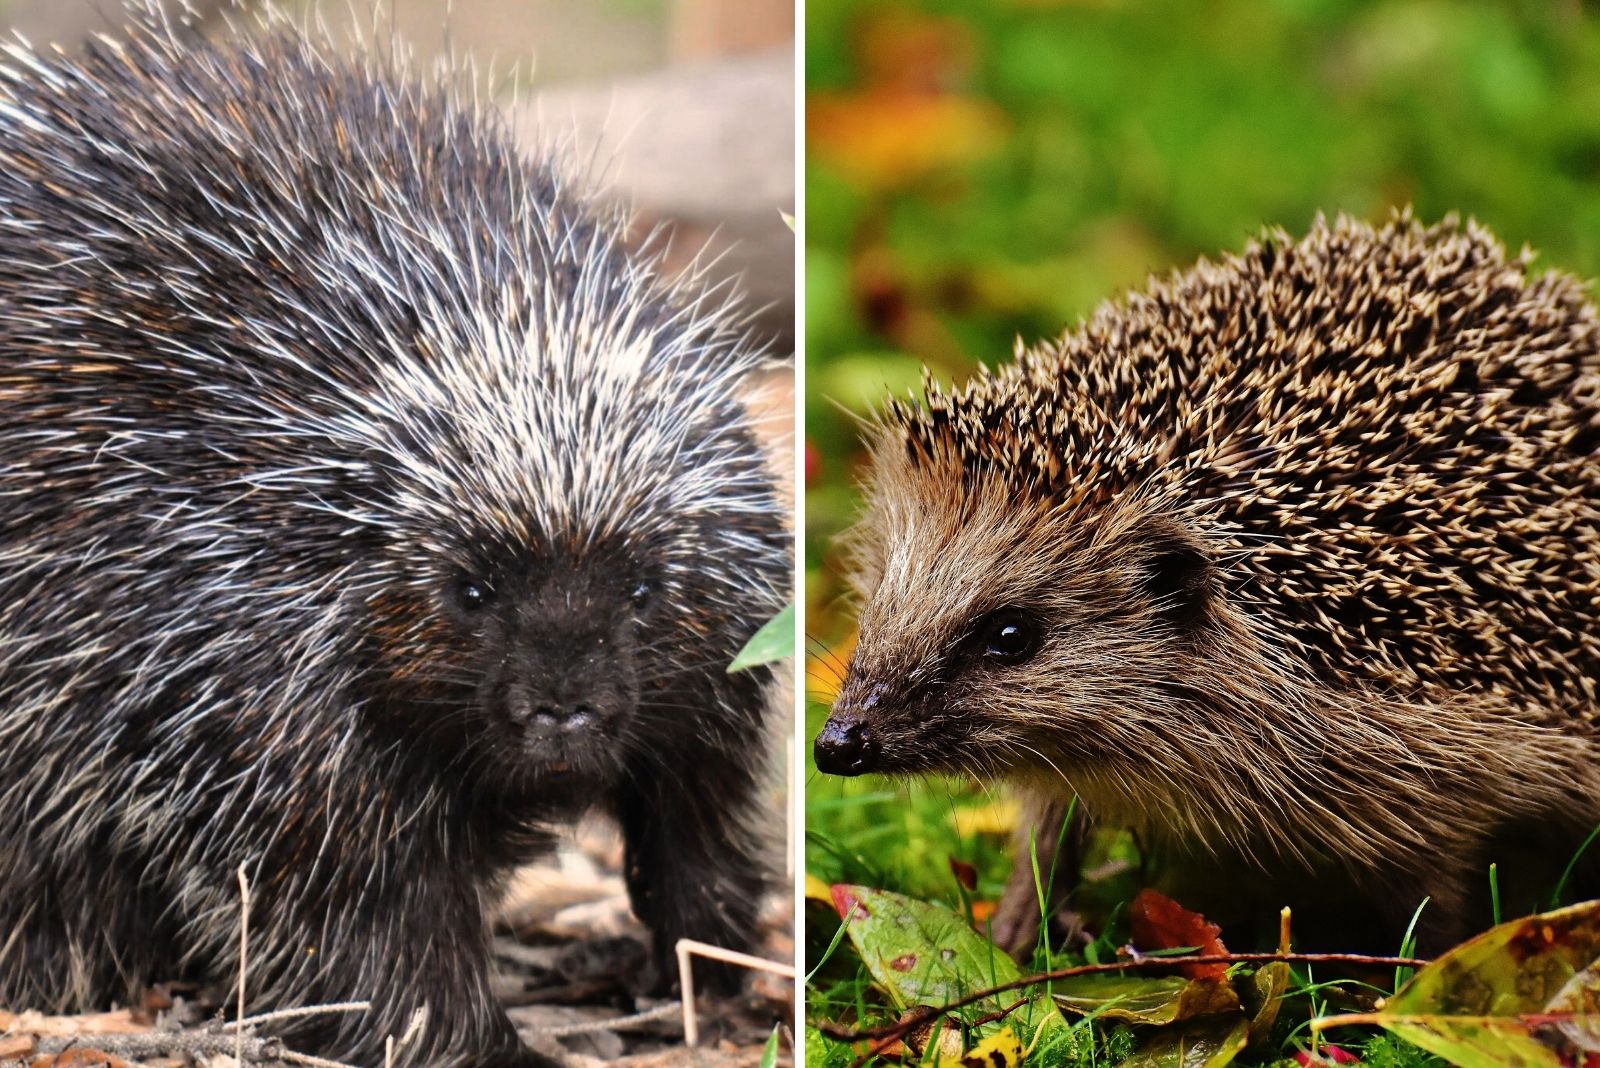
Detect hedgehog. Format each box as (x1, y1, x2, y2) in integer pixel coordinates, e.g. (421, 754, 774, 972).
(816, 211, 1600, 955)
(0, 6, 788, 1066)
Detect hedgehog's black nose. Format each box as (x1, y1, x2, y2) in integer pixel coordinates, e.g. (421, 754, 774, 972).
(814, 715, 879, 776)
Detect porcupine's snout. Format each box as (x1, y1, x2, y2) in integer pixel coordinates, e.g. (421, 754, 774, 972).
(485, 611, 639, 783)
(501, 675, 617, 739)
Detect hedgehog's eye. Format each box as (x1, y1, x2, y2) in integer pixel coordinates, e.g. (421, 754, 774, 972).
(455, 578, 493, 613)
(630, 581, 655, 612)
(978, 608, 1042, 666)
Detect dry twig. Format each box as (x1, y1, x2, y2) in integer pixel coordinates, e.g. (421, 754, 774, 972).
(676, 939, 797, 1047)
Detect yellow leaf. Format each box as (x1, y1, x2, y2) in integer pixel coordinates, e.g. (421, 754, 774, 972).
(932, 1027, 1024, 1067)
(948, 798, 1020, 837)
(804, 873, 834, 903)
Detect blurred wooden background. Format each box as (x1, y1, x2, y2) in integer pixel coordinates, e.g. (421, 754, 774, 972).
(0, 0, 794, 355)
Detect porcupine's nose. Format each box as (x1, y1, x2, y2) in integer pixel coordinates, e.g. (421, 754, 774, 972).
(814, 715, 879, 776)
(529, 702, 598, 732)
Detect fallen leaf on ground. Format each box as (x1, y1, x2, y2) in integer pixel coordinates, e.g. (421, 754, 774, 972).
(830, 885, 1021, 1018)
(1130, 889, 1230, 981)
(0, 1010, 147, 1036)
(1314, 899, 1600, 1068)
(29, 1053, 138, 1068)
(935, 1026, 1023, 1067)
(1118, 1014, 1250, 1068)
(830, 884, 1062, 1040)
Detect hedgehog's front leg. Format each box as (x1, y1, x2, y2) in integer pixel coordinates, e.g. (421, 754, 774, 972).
(615, 709, 771, 993)
(989, 790, 1085, 959)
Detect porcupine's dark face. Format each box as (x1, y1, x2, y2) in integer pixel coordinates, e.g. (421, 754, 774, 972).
(438, 549, 658, 787)
(354, 291, 782, 799)
(816, 445, 1219, 795)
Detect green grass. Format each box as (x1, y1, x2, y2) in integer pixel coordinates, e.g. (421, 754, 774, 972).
(803, 702, 1017, 903)
(801, 684, 1525, 1065)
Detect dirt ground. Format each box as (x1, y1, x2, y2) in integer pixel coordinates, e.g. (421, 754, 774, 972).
(0, 812, 794, 1065)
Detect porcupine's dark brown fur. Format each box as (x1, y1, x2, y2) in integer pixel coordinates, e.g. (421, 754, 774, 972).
(0, 5, 789, 1067)
(817, 211, 1600, 954)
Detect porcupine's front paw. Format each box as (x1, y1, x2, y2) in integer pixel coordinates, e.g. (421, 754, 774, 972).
(618, 754, 767, 998)
(478, 1047, 565, 1068)
(464, 1023, 566, 1068)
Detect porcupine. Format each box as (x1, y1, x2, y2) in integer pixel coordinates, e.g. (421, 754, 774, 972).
(0, 6, 789, 1066)
(816, 211, 1600, 956)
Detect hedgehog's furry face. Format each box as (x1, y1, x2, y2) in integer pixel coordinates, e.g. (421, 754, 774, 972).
(818, 447, 1219, 789)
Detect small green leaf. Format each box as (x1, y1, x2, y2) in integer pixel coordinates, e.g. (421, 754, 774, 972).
(1245, 960, 1291, 1047)
(831, 884, 1020, 1018)
(729, 603, 795, 672)
(804, 1026, 835, 1068)
(830, 884, 1063, 1038)
(759, 1022, 782, 1068)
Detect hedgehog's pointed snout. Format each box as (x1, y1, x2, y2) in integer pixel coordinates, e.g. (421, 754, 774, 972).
(814, 713, 880, 776)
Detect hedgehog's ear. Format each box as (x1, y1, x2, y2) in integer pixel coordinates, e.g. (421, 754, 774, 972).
(1134, 518, 1215, 630)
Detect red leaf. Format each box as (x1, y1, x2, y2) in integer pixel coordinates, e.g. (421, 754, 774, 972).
(1129, 888, 1229, 980)
(831, 885, 869, 921)
(948, 857, 978, 890)
(1295, 1045, 1360, 1065)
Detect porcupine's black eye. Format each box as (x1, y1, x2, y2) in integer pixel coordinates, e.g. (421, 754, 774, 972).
(978, 608, 1042, 665)
(455, 577, 493, 613)
(630, 580, 655, 612)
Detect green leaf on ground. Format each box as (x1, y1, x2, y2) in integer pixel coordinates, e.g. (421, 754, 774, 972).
(728, 602, 795, 672)
(1245, 960, 1291, 1047)
(829, 883, 1064, 1039)
(831, 884, 1022, 1018)
(1314, 900, 1600, 1068)
(1118, 1015, 1250, 1067)
(804, 1026, 837, 1068)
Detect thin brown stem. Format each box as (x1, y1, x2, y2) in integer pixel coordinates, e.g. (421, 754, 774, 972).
(814, 950, 1428, 1056)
